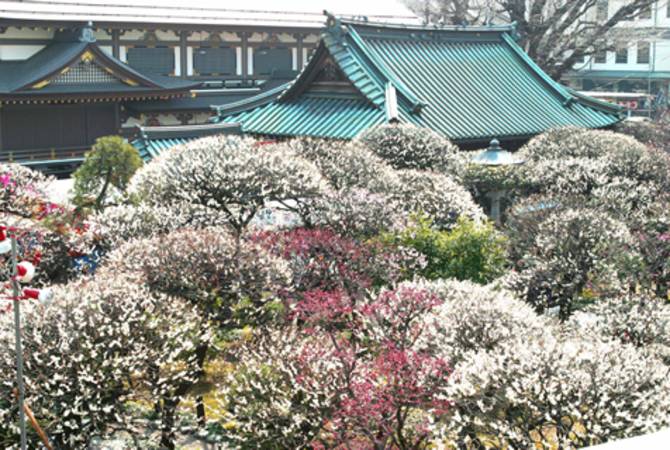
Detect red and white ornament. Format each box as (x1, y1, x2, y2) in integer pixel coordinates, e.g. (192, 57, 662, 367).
(16, 261, 35, 283)
(0, 227, 10, 255)
(23, 288, 54, 305)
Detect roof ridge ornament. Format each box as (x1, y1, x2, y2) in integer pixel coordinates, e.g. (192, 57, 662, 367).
(509, 21, 520, 41)
(384, 82, 399, 123)
(79, 21, 96, 43)
(324, 10, 342, 34)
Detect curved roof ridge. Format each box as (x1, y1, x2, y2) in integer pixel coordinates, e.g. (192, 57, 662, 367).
(278, 26, 386, 108)
(1, 38, 199, 94)
(345, 24, 424, 111)
(499, 33, 622, 115)
(277, 42, 327, 101)
(213, 81, 291, 116)
(214, 14, 622, 141)
(500, 33, 572, 104)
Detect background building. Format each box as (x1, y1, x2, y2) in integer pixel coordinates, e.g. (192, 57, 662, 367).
(564, 0, 670, 117)
(213, 17, 621, 150)
(0, 0, 417, 172)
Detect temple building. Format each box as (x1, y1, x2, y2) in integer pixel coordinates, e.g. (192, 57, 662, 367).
(0, 0, 416, 173)
(0, 25, 198, 173)
(214, 16, 623, 149)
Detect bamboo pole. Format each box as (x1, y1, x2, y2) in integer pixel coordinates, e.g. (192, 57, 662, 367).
(12, 389, 54, 450)
(10, 234, 27, 450)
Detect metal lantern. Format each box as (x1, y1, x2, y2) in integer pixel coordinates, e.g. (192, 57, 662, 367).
(471, 139, 524, 166)
(471, 139, 524, 224)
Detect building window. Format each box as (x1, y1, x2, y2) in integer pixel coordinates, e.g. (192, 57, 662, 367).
(637, 41, 650, 64)
(126, 46, 175, 75)
(639, 5, 652, 20)
(596, 0, 608, 22)
(193, 47, 236, 76)
(615, 47, 628, 64)
(254, 47, 292, 76)
(594, 50, 607, 64)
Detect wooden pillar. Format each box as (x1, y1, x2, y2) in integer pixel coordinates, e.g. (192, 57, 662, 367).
(0, 103, 3, 152)
(296, 33, 304, 70)
(179, 31, 188, 78)
(240, 31, 249, 83)
(111, 29, 120, 59)
(114, 103, 121, 134)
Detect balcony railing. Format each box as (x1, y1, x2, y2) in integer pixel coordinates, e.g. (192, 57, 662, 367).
(0, 147, 88, 164)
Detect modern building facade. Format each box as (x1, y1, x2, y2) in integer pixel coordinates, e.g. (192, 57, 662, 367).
(564, 0, 670, 116)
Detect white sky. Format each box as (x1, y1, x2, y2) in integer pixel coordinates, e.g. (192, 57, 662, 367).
(40, 0, 417, 18)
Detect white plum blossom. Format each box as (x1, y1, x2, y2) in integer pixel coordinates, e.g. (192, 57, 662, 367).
(216, 326, 340, 448)
(100, 226, 291, 327)
(441, 335, 670, 449)
(281, 137, 397, 191)
(307, 187, 407, 237)
(410, 278, 554, 363)
(389, 170, 485, 229)
(519, 127, 635, 161)
(87, 202, 224, 250)
(518, 127, 670, 200)
(575, 294, 670, 365)
(275, 137, 482, 235)
(128, 135, 329, 233)
(505, 201, 640, 319)
(0, 273, 210, 449)
(356, 123, 464, 177)
(523, 157, 611, 197)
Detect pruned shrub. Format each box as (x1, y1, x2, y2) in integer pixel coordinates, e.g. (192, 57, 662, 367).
(128, 136, 327, 233)
(518, 127, 670, 198)
(409, 278, 552, 364)
(379, 216, 507, 284)
(505, 198, 640, 319)
(389, 170, 484, 230)
(282, 137, 397, 191)
(88, 203, 223, 251)
(72, 135, 143, 211)
(100, 227, 291, 327)
(575, 294, 670, 364)
(615, 119, 670, 153)
(357, 123, 463, 177)
(442, 335, 670, 449)
(217, 327, 340, 448)
(0, 274, 209, 449)
(307, 187, 405, 238)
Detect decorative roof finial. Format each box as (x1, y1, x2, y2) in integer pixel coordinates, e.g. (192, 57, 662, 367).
(509, 21, 520, 40)
(79, 21, 95, 43)
(324, 10, 343, 36)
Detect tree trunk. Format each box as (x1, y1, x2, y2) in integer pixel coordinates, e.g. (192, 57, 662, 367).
(160, 397, 179, 450)
(148, 363, 162, 417)
(94, 168, 113, 211)
(194, 344, 208, 427)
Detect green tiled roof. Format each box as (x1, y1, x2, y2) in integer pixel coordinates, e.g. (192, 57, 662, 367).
(132, 137, 194, 161)
(227, 95, 385, 138)
(216, 17, 622, 143)
(131, 123, 242, 161)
